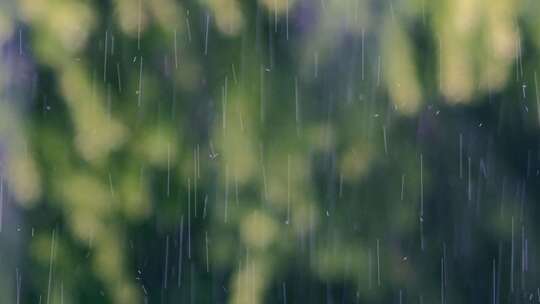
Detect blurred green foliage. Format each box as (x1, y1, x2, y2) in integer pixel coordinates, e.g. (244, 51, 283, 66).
(1, 0, 540, 303)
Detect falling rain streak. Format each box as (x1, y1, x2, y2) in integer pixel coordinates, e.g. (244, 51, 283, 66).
(2, 1, 540, 304)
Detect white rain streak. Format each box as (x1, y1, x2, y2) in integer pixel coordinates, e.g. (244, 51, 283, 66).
(204, 14, 210, 55)
(377, 238, 381, 287)
(187, 178, 191, 259)
(420, 154, 425, 251)
(162, 235, 169, 290)
(137, 56, 143, 107)
(295, 77, 301, 136)
(167, 143, 171, 197)
(0, 177, 3, 233)
(286, 154, 291, 224)
(177, 216, 184, 288)
(174, 29, 179, 69)
(224, 164, 229, 223)
(205, 231, 210, 272)
(46, 229, 56, 304)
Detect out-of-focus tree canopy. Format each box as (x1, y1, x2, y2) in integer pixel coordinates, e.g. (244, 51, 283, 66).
(1, 0, 540, 303)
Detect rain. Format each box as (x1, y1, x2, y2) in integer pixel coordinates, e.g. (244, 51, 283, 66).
(0, 0, 539, 303)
